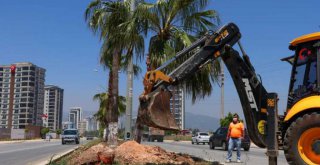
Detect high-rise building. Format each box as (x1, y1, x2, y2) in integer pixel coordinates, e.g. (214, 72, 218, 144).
(69, 107, 82, 129)
(169, 86, 185, 129)
(43, 85, 63, 131)
(78, 120, 87, 136)
(0, 62, 45, 129)
(86, 116, 99, 131)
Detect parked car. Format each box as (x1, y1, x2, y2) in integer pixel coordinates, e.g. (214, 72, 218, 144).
(209, 127, 250, 151)
(191, 132, 210, 145)
(86, 135, 94, 140)
(61, 129, 80, 145)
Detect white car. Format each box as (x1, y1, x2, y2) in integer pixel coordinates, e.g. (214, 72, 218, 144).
(192, 132, 210, 145)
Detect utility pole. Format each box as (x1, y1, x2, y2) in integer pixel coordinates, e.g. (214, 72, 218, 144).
(220, 61, 225, 119)
(124, 0, 135, 140)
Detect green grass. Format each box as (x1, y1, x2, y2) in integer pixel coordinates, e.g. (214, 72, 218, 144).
(49, 138, 102, 165)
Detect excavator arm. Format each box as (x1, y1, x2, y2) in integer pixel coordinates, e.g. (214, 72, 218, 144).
(136, 23, 271, 148)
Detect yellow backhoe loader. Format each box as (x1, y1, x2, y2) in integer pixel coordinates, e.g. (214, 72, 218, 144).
(135, 23, 320, 165)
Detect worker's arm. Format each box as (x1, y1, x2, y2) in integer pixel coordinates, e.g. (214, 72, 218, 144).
(241, 123, 245, 139)
(226, 124, 231, 141)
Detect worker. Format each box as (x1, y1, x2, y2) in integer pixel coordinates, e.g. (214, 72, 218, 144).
(226, 113, 244, 163)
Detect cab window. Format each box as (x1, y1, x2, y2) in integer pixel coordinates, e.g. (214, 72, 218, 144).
(288, 44, 318, 107)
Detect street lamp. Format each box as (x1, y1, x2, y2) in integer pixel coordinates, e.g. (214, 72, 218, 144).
(124, 0, 136, 140)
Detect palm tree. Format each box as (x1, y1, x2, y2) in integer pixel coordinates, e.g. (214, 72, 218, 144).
(93, 92, 126, 139)
(85, 0, 145, 145)
(133, 0, 220, 143)
(135, 0, 220, 103)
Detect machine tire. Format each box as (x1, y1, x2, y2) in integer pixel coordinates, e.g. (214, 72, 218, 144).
(284, 112, 320, 165)
(209, 141, 215, 149)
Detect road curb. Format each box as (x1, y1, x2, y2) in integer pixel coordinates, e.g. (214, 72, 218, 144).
(38, 146, 78, 165)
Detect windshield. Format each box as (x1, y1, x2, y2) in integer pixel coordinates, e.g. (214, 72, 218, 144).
(199, 133, 208, 136)
(63, 130, 78, 135)
(288, 44, 318, 108)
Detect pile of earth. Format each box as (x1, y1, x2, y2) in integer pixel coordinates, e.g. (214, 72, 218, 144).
(69, 141, 196, 165)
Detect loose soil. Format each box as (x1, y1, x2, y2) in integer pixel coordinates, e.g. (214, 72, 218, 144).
(67, 141, 213, 165)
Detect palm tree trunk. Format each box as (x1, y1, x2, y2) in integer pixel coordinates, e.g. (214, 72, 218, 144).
(104, 70, 113, 142)
(107, 48, 120, 147)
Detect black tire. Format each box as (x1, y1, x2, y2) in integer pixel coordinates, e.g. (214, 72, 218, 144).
(243, 146, 250, 151)
(196, 140, 199, 145)
(191, 140, 194, 145)
(222, 141, 227, 151)
(284, 112, 320, 165)
(209, 141, 215, 150)
(62, 140, 65, 145)
(203, 142, 205, 145)
(76, 139, 79, 144)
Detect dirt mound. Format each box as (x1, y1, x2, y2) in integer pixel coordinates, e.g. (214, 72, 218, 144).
(69, 143, 114, 165)
(69, 141, 194, 165)
(115, 141, 194, 164)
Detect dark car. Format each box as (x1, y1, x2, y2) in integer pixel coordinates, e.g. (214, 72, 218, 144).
(209, 127, 250, 151)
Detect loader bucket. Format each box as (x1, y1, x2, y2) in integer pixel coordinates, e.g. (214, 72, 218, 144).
(137, 87, 179, 131)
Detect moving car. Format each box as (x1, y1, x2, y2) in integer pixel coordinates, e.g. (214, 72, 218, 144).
(61, 129, 80, 145)
(209, 127, 250, 151)
(191, 132, 210, 145)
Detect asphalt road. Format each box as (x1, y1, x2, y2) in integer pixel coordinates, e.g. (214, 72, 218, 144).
(0, 138, 89, 165)
(143, 141, 288, 165)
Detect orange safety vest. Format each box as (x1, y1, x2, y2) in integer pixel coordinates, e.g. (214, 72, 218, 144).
(229, 122, 244, 138)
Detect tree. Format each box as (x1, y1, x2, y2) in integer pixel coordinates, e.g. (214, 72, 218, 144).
(135, 0, 220, 103)
(134, 0, 220, 143)
(220, 112, 243, 127)
(56, 129, 62, 138)
(41, 127, 50, 137)
(93, 92, 126, 141)
(85, 0, 145, 147)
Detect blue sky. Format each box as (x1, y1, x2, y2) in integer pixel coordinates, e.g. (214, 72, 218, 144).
(0, 0, 319, 120)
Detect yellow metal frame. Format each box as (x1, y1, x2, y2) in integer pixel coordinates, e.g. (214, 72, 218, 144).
(142, 70, 173, 94)
(284, 96, 320, 121)
(290, 32, 320, 46)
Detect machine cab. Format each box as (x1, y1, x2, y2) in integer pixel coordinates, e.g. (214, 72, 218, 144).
(284, 32, 320, 109)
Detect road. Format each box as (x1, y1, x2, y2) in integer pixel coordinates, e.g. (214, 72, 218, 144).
(143, 141, 288, 165)
(0, 138, 89, 165)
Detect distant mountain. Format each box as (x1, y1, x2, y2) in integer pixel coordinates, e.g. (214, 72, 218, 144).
(185, 112, 220, 132)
